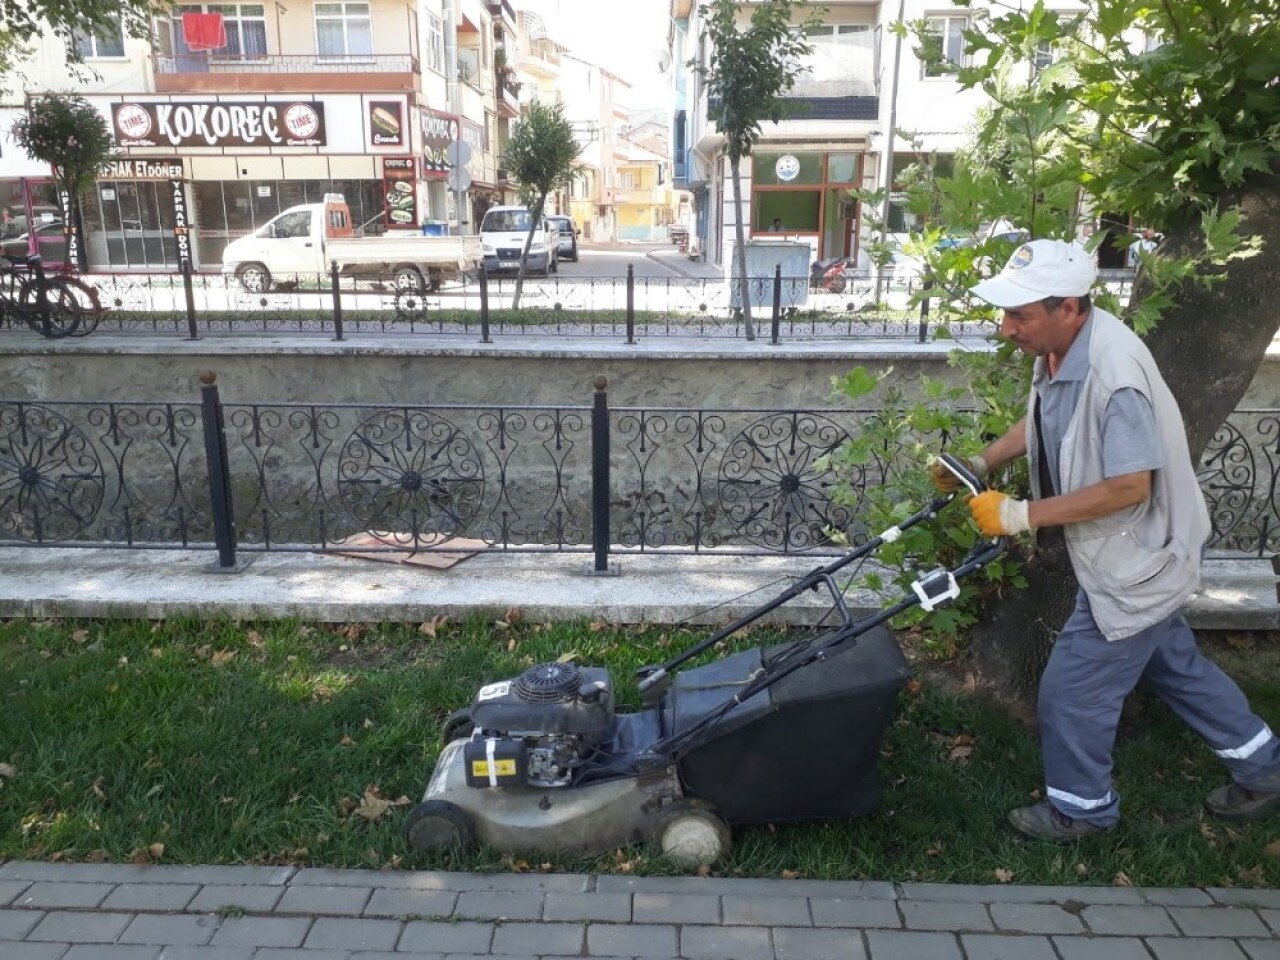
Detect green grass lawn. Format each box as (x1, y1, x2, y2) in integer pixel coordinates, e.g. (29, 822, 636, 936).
(2, 615, 1278, 887)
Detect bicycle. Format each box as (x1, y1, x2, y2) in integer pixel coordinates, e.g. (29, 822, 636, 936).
(0, 254, 104, 338)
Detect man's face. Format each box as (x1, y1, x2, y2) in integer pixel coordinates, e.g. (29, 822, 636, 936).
(999, 299, 1080, 357)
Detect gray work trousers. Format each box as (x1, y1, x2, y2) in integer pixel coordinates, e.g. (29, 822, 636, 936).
(1038, 590, 1280, 826)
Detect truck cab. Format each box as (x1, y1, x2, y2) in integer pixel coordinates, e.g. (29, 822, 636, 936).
(479, 206, 557, 275)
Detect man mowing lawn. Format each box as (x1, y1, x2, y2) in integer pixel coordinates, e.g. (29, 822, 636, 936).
(932, 238, 1280, 842)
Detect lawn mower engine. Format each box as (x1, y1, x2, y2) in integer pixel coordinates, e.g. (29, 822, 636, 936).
(463, 662, 615, 790)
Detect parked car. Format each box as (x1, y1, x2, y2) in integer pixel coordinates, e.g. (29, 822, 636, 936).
(545, 215, 579, 262)
(479, 206, 557, 275)
(0, 218, 63, 259)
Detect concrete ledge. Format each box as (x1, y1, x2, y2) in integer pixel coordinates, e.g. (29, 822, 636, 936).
(0, 547, 1273, 630)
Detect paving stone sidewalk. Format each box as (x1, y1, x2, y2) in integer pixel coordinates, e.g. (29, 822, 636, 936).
(2, 860, 1279, 960)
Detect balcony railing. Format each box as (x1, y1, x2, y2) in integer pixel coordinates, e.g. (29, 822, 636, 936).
(789, 35, 877, 99)
(152, 53, 419, 75)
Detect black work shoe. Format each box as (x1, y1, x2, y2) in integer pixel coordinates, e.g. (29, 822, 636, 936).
(1007, 803, 1112, 842)
(1205, 782, 1280, 821)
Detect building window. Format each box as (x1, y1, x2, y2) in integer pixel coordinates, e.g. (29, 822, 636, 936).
(796, 23, 873, 97)
(920, 15, 967, 77)
(73, 15, 126, 58)
(425, 12, 444, 73)
(168, 4, 267, 59)
(315, 2, 372, 59)
(620, 172, 636, 190)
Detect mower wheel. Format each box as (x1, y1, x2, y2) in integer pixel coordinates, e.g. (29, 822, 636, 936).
(404, 799, 474, 852)
(655, 800, 731, 867)
(441, 708, 475, 743)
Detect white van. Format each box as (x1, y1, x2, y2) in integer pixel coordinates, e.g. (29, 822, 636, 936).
(479, 206, 557, 275)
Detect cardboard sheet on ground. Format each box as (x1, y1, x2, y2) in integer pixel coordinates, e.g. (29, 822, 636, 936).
(330, 533, 489, 569)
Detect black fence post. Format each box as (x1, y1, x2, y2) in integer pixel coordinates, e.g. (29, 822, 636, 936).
(588, 375, 618, 576)
(917, 290, 930, 343)
(329, 262, 345, 341)
(199, 371, 240, 571)
(770, 264, 783, 345)
(478, 267, 491, 343)
(625, 263, 635, 345)
(31, 257, 52, 338)
(182, 262, 199, 340)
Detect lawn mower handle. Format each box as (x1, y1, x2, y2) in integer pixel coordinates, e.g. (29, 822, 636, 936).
(634, 451, 990, 696)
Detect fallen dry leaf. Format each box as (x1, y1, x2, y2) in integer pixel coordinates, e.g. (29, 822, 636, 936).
(418, 615, 448, 638)
(994, 868, 1014, 883)
(1113, 871, 1132, 887)
(904, 679, 922, 697)
(1264, 841, 1280, 858)
(148, 843, 165, 860)
(506, 637, 518, 652)
(695, 863, 711, 877)
(0, 763, 16, 779)
(72, 629, 89, 643)
(781, 869, 800, 880)
(1239, 865, 1266, 884)
(1075, 863, 1089, 877)
(338, 734, 356, 747)
(362, 718, 375, 729)
(504, 607, 523, 625)
(339, 797, 358, 816)
(210, 649, 236, 667)
(949, 745, 974, 762)
(1200, 822, 1219, 846)
(555, 651, 579, 664)
(90, 776, 107, 801)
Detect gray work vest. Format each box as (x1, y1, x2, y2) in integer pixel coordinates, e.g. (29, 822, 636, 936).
(1025, 307, 1211, 641)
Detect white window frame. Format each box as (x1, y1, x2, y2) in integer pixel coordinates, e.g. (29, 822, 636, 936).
(314, 1, 373, 61)
(170, 4, 268, 62)
(921, 15, 968, 79)
(73, 14, 126, 59)
(424, 11, 444, 74)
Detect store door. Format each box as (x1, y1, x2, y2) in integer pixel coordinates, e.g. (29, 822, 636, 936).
(92, 180, 178, 269)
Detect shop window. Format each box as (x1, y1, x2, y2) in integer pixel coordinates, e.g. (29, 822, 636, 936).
(753, 153, 822, 186)
(827, 154, 858, 184)
(73, 14, 125, 58)
(315, 2, 372, 59)
(920, 16, 967, 77)
(754, 190, 820, 232)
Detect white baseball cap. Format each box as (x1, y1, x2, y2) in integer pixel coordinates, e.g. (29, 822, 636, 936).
(970, 238, 1096, 308)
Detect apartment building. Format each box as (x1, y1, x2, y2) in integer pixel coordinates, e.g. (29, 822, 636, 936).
(615, 140, 674, 242)
(0, 0, 511, 271)
(670, 0, 1086, 268)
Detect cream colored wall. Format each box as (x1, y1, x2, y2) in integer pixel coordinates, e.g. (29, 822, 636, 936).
(5, 34, 153, 96)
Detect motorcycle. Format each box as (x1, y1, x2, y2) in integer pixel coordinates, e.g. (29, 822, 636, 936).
(809, 257, 854, 294)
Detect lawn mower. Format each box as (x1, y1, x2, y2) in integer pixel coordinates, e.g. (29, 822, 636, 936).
(404, 454, 1004, 866)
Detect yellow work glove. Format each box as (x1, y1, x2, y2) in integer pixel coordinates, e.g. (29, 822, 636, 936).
(968, 490, 1032, 537)
(928, 454, 987, 493)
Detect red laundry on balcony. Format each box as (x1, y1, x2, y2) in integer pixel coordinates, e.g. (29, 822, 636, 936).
(182, 13, 227, 51)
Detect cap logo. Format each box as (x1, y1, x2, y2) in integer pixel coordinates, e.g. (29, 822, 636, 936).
(1009, 244, 1034, 269)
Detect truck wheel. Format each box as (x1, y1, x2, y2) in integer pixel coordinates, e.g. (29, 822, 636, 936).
(393, 266, 426, 293)
(236, 263, 272, 293)
(404, 800, 474, 852)
(654, 799, 731, 868)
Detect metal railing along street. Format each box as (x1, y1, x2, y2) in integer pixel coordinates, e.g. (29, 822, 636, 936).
(2, 380, 1275, 566)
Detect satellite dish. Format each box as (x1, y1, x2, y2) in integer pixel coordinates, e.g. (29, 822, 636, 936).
(654, 49, 672, 73)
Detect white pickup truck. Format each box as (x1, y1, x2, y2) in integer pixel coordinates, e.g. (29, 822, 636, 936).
(221, 196, 481, 292)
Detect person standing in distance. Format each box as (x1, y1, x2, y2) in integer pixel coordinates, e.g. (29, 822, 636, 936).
(930, 237, 1280, 841)
(767, 217, 785, 233)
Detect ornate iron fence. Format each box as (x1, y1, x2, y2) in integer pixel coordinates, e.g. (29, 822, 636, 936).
(3, 268, 995, 342)
(3, 385, 1276, 563)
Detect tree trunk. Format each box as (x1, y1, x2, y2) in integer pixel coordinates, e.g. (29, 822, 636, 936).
(729, 156, 755, 340)
(511, 194, 547, 310)
(967, 163, 1280, 705)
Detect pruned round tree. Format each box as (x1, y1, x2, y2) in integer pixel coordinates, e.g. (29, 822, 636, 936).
(501, 100, 583, 308)
(695, 0, 819, 340)
(11, 93, 113, 271)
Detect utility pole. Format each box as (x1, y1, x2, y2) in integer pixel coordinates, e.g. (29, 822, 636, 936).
(444, 0, 463, 233)
(876, 0, 906, 300)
